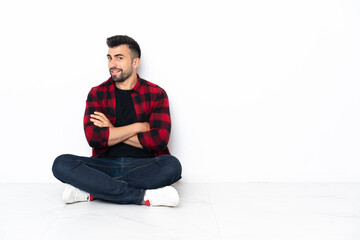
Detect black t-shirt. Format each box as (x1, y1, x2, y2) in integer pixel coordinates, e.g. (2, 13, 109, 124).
(104, 87, 155, 159)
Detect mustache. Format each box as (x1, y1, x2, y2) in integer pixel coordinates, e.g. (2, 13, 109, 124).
(110, 68, 123, 72)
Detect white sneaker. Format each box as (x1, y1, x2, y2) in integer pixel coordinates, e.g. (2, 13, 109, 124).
(143, 186, 180, 207)
(62, 184, 91, 204)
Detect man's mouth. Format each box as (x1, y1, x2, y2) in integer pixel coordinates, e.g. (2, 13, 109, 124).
(111, 68, 122, 74)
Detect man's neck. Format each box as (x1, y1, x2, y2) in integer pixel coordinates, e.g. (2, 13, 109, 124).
(115, 73, 138, 90)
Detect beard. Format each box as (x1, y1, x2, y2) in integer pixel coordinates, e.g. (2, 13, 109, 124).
(110, 67, 133, 83)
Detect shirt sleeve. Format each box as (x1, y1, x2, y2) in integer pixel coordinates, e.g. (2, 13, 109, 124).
(137, 89, 171, 151)
(83, 87, 110, 148)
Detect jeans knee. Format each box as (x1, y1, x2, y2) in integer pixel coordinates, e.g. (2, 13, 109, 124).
(52, 154, 74, 180)
(165, 155, 182, 180)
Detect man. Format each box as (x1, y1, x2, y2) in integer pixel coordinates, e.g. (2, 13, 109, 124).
(52, 35, 182, 207)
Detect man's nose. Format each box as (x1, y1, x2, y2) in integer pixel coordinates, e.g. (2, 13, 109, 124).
(109, 59, 117, 68)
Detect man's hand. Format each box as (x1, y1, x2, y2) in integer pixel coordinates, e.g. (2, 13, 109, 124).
(90, 111, 114, 128)
(138, 122, 150, 132)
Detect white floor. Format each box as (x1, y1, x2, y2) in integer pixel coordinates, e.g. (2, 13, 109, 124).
(0, 182, 359, 240)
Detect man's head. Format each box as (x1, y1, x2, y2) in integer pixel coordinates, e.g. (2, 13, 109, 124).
(106, 35, 141, 83)
(107, 35, 141, 60)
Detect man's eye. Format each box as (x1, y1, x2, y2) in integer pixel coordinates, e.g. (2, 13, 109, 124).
(117, 57, 123, 60)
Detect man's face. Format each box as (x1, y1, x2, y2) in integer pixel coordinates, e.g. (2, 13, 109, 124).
(107, 45, 136, 83)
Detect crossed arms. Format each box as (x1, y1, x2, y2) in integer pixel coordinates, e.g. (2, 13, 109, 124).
(90, 111, 149, 149)
(83, 85, 171, 153)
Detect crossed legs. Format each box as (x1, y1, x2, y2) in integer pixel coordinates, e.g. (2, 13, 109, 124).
(52, 154, 182, 205)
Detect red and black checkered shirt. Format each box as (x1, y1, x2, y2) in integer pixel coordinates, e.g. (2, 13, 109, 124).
(84, 75, 171, 158)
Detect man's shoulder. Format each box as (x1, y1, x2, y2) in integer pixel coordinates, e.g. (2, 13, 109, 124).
(91, 78, 114, 91)
(86, 78, 114, 102)
(138, 77, 166, 94)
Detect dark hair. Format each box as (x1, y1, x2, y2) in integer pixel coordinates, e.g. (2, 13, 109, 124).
(106, 35, 141, 59)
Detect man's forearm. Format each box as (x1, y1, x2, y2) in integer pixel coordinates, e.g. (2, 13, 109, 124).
(108, 123, 147, 147)
(123, 135, 143, 149)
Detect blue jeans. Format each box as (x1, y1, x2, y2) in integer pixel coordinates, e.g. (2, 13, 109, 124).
(52, 154, 182, 205)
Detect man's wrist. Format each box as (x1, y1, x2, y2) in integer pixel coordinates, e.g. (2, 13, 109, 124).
(135, 122, 150, 133)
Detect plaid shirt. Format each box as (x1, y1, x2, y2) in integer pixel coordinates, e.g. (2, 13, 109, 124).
(84, 75, 171, 158)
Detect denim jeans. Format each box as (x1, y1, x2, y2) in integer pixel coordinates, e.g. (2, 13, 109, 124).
(52, 154, 182, 205)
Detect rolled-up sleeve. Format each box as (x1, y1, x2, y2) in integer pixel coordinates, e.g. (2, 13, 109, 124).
(138, 90, 171, 151)
(83, 88, 110, 148)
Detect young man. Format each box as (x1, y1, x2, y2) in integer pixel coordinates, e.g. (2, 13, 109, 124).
(52, 35, 182, 207)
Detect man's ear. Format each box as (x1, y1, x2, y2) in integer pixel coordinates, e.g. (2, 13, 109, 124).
(133, 58, 140, 69)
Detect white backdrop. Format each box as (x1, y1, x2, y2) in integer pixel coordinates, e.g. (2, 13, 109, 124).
(0, 0, 359, 183)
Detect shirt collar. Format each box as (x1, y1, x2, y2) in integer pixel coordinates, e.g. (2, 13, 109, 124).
(132, 74, 142, 93)
(107, 74, 142, 93)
